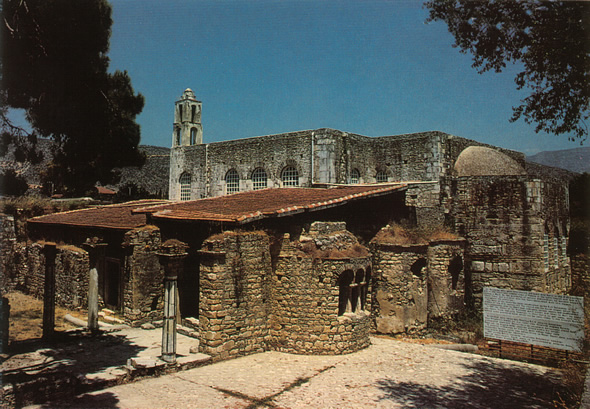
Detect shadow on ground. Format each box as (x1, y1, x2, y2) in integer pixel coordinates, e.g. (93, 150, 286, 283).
(376, 356, 566, 409)
(2, 331, 145, 407)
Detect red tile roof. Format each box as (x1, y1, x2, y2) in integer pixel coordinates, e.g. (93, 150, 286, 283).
(135, 185, 407, 224)
(28, 200, 169, 230)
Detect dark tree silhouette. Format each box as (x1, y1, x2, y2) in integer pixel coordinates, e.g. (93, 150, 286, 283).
(1, 0, 145, 195)
(425, 0, 590, 142)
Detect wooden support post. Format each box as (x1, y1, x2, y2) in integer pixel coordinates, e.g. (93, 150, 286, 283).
(42, 243, 57, 339)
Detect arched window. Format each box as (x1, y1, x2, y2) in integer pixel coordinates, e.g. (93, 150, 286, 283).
(178, 105, 183, 122)
(350, 168, 360, 184)
(251, 168, 267, 190)
(190, 128, 197, 145)
(179, 173, 191, 201)
(175, 128, 181, 146)
(449, 256, 463, 290)
(376, 170, 388, 183)
(225, 169, 240, 194)
(338, 270, 354, 316)
(281, 166, 299, 187)
(191, 105, 196, 122)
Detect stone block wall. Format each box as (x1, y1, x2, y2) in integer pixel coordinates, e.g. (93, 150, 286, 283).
(426, 240, 466, 319)
(122, 226, 164, 324)
(371, 243, 429, 334)
(271, 251, 371, 355)
(198, 231, 272, 360)
(0, 214, 17, 292)
(451, 175, 570, 307)
(54, 245, 89, 309)
(7, 241, 89, 309)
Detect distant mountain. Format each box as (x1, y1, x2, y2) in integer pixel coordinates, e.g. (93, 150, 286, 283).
(1, 139, 170, 197)
(527, 147, 590, 174)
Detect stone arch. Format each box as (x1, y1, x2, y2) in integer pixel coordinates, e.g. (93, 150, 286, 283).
(280, 166, 299, 187)
(411, 258, 427, 278)
(179, 172, 191, 201)
(225, 168, 240, 194)
(338, 270, 354, 316)
(350, 168, 361, 184)
(251, 167, 268, 190)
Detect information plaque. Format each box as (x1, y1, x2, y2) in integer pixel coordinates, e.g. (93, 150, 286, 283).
(483, 287, 584, 352)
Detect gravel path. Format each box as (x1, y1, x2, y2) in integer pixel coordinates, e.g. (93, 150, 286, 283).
(30, 337, 564, 409)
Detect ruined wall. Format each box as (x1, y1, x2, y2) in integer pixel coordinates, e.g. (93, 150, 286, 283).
(122, 226, 164, 324)
(0, 214, 17, 292)
(371, 243, 429, 334)
(269, 222, 372, 354)
(426, 240, 466, 320)
(451, 176, 570, 307)
(7, 241, 89, 309)
(198, 231, 272, 360)
(54, 245, 89, 309)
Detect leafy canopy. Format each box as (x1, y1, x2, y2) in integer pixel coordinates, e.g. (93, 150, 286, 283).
(425, 0, 590, 142)
(1, 0, 145, 195)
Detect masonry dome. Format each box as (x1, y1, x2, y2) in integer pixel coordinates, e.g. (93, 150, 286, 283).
(454, 146, 526, 176)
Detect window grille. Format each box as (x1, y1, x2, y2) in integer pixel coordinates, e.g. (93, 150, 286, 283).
(179, 173, 191, 201)
(350, 168, 360, 184)
(376, 171, 388, 183)
(252, 168, 267, 190)
(225, 169, 240, 194)
(281, 166, 299, 187)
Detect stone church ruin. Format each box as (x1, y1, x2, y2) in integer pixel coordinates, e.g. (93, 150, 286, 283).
(0, 88, 571, 360)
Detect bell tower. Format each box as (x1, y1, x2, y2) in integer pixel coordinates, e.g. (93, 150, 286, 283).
(172, 88, 203, 146)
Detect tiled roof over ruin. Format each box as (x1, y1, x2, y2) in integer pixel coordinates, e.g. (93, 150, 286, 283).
(28, 200, 169, 230)
(135, 185, 407, 224)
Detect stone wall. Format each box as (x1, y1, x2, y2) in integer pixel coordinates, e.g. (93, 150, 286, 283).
(451, 175, 570, 307)
(198, 231, 272, 360)
(122, 226, 164, 324)
(0, 214, 17, 292)
(270, 232, 371, 354)
(426, 240, 466, 320)
(371, 243, 429, 334)
(6, 241, 89, 309)
(168, 127, 517, 200)
(371, 239, 466, 334)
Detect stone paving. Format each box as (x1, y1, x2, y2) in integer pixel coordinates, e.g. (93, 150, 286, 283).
(28, 337, 566, 409)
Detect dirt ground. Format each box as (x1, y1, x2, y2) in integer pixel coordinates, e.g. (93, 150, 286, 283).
(5, 291, 88, 342)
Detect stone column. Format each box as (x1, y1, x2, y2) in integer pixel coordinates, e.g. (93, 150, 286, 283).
(42, 243, 57, 339)
(157, 240, 188, 364)
(83, 240, 107, 334)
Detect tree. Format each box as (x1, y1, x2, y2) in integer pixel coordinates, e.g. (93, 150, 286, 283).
(425, 0, 590, 142)
(1, 0, 145, 195)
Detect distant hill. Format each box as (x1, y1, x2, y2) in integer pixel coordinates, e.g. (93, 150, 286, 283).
(1, 138, 170, 197)
(527, 147, 590, 174)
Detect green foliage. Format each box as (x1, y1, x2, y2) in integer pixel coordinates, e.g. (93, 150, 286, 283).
(1, 0, 145, 196)
(425, 0, 590, 141)
(0, 169, 28, 196)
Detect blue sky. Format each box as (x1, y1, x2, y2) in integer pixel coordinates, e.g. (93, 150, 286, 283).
(103, 1, 582, 154)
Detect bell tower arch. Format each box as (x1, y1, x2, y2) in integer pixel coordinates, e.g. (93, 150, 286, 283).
(173, 88, 203, 146)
